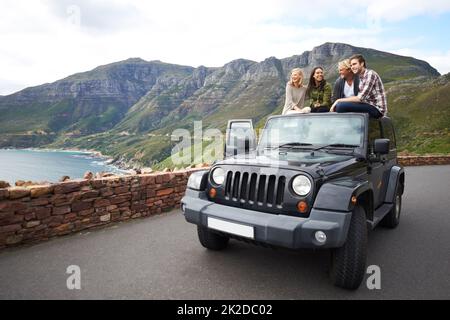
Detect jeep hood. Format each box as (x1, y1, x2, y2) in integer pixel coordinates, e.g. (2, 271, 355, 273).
(216, 150, 359, 176)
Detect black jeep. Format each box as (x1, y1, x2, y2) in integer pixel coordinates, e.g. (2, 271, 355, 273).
(181, 113, 405, 290)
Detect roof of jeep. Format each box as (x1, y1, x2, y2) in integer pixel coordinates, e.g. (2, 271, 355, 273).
(269, 113, 392, 123)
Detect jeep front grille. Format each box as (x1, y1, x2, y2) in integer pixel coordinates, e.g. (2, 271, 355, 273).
(224, 171, 285, 208)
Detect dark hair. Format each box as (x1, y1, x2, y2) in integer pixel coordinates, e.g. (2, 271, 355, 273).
(349, 54, 366, 68)
(306, 67, 326, 96)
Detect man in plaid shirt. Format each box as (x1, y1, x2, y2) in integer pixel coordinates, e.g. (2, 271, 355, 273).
(330, 54, 387, 118)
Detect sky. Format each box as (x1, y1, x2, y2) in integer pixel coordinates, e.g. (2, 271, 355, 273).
(1, 0, 450, 95)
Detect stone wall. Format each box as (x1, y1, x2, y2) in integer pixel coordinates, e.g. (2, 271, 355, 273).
(0, 169, 205, 249)
(397, 155, 450, 166)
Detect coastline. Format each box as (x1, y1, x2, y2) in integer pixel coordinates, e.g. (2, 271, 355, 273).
(0, 147, 132, 173)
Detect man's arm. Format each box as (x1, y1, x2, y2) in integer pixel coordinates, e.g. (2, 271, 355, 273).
(357, 71, 377, 105)
(330, 95, 360, 111)
(337, 96, 360, 103)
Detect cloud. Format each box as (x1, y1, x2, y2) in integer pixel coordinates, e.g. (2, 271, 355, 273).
(366, 0, 450, 23)
(428, 52, 450, 75)
(0, 79, 28, 97)
(0, 0, 449, 95)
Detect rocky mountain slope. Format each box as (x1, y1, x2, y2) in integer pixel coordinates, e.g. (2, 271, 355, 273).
(0, 58, 194, 135)
(0, 42, 445, 169)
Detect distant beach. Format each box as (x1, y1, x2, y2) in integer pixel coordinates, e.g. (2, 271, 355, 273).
(0, 148, 129, 185)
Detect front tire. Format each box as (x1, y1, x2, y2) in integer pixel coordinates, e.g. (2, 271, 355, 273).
(197, 226, 229, 250)
(381, 189, 402, 228)
(330, 205, 367, 290)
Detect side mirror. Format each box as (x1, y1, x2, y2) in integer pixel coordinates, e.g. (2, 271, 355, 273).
(225, 119, 256, 158)
(374, 138, 390, 155)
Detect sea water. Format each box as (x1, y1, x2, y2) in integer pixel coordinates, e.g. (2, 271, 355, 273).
(0, 148, 127, 185)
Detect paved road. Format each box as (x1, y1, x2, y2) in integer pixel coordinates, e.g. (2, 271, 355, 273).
(1, 165, 449, 299)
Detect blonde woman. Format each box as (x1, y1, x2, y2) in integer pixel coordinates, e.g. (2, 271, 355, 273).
(282, 68, 310, 115)
(331, 59, 360, 104)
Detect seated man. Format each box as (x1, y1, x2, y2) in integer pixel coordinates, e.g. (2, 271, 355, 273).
(330, 54, 387, 118)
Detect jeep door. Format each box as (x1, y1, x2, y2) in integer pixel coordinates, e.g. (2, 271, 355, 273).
(367, 119, 385, 208)
(379, 118, 398, 201)
(224, 119, 257, 158)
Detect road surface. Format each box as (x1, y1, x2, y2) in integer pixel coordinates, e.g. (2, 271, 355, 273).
(1, 165, 449, 299)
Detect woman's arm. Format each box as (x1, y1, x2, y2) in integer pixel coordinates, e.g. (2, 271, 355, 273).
(285, 84, 295, 109)
(322, 83, 332, 108)
(282, 84, 301, 114)
(305, 88, 314, 108)
(331, 78, 340, 105)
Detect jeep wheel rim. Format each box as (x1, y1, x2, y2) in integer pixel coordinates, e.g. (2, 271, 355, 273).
(395, 195, 401, 219)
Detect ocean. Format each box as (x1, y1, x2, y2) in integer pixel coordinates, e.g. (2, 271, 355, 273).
(0, 149, 128, 185)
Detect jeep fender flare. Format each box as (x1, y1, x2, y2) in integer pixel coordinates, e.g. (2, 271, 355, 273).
(312, 180, 373, 245)
(313, 179, 371, 212)
(384, 165, 405, 203)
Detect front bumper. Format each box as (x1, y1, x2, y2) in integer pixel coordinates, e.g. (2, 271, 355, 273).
(181, 189, 352, 249)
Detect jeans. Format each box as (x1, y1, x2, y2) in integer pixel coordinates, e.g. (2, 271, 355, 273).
(335, 102, 383, 118)
(311, 106, 330, 113)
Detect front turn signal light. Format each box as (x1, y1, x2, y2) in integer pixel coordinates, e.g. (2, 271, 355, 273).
(209, 188, 217, 198)
(297, 201, 308, 214)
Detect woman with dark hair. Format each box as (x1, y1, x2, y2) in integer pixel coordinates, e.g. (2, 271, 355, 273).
(306, 67, 332, 113)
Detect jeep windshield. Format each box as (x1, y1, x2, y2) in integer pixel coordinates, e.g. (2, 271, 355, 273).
(258, 115, 364, 153)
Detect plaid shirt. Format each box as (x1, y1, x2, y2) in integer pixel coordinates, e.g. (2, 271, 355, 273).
(358, 68, 388, 116)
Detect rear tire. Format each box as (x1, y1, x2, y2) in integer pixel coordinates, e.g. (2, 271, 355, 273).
(330, 205, 367, 290)
(381, 189, 402, 228)
(197, 226, 229, 250)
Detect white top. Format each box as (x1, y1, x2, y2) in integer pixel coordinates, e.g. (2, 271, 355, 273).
(282, 83, 307, 115)
(344, 81, 355, 98)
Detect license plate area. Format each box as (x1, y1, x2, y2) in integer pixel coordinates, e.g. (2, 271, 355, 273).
(207, 217, 254, 239)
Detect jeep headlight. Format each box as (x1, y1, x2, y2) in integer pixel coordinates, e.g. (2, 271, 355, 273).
(187, 171, 207, 190)
(292, 175, 312, 196)
(211, 167, 225, 185)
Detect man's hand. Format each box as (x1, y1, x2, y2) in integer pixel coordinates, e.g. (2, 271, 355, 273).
(330, 99, 341, 112)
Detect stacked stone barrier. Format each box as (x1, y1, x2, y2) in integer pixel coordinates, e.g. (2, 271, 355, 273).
(0, 168, 205, 249)
(397, 155, 450, 166)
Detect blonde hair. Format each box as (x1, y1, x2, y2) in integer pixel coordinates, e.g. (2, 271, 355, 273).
(338, 59, 351, 70)
(289, 68, 304, 87)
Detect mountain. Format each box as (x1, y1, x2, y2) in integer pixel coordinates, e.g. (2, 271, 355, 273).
(0, 42, 446, 169)
(0, 58, 193, 135)
(386, 74, 450, 154)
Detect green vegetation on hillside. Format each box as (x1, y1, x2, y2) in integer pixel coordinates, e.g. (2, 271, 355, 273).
(386, 77, 450, 154)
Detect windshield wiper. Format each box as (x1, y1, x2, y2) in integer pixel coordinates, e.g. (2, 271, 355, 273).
(310, 143, 359, 155)
(270, 142, 313, 150)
